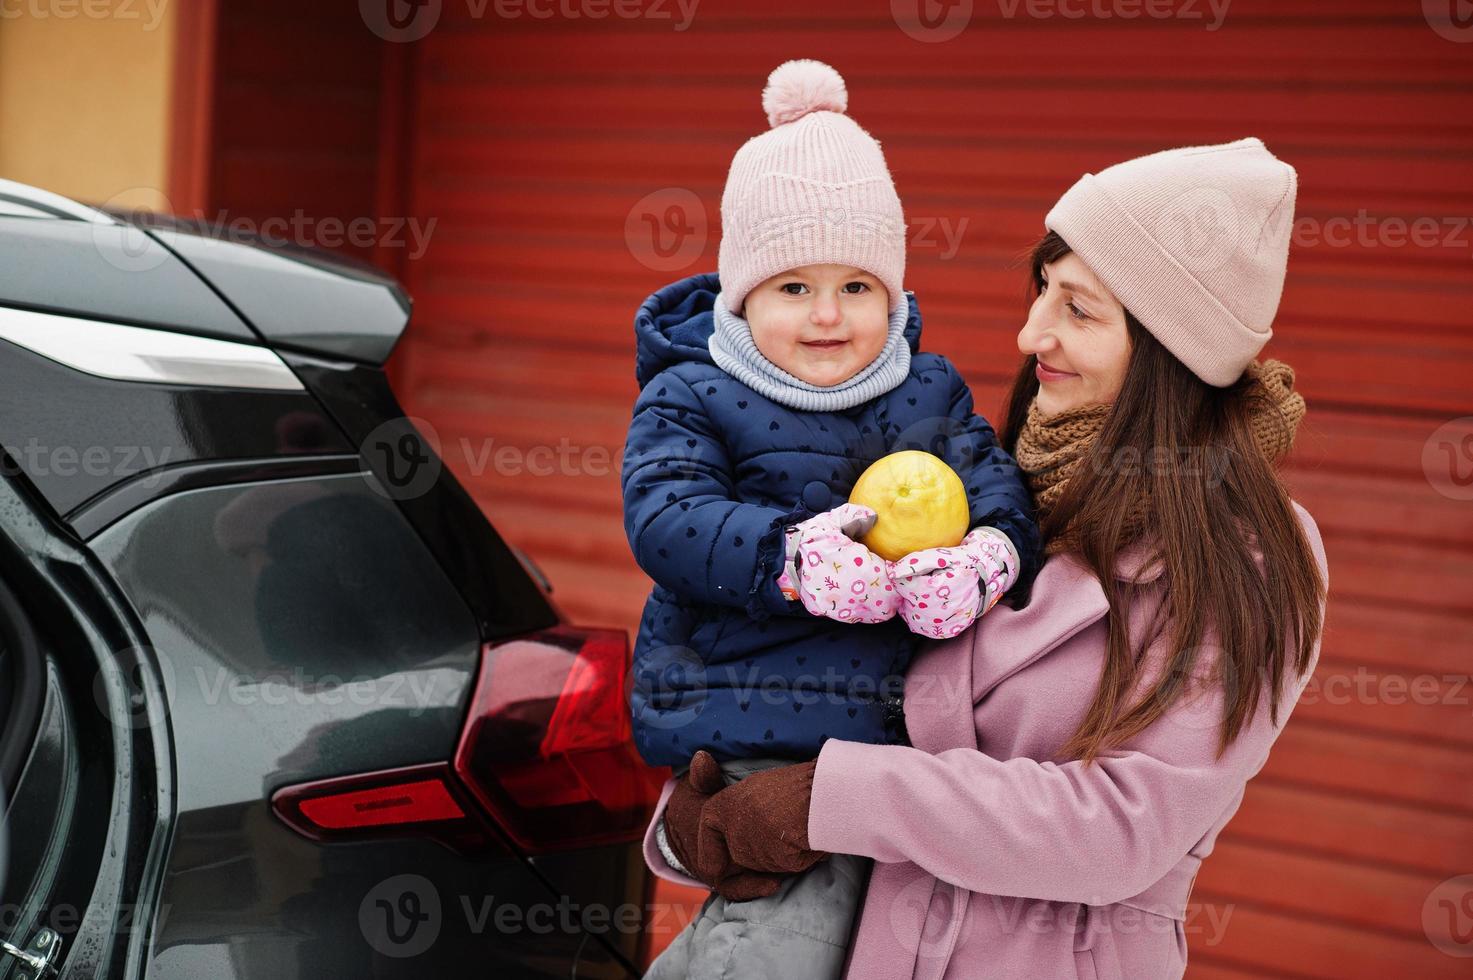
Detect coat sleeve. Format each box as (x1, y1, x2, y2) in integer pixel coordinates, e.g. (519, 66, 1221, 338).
(807, 636, 1322, 905)
(932, 357, 1041, 598)
(640, 776, 708, 888)
(622, 369, 805, 619)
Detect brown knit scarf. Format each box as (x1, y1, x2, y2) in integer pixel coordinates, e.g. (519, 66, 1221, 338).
(1015, 359, 1306, 556)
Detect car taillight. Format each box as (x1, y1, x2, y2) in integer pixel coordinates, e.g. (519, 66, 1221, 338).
(272, 626, 668, 854)
(454, 626, 667, 851)
(299, 772, 464, 829)
(272, 761, 493, 852)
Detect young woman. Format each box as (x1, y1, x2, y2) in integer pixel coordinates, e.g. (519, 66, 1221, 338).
(644, 137, 1327, 979)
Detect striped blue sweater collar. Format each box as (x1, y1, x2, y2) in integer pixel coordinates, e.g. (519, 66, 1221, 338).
(707, 292, 912, 412)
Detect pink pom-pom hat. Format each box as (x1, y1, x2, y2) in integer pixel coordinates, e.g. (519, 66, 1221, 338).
(717, 60, 908, 315)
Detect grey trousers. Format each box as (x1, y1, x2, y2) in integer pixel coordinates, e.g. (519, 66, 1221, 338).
(643, 757, 868, 980)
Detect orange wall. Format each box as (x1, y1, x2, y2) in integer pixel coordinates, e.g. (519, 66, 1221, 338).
(0, 1, 178, 210)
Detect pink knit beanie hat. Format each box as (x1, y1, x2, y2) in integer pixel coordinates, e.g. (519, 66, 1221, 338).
(1045, 137, 1297, 387)
(717, 60, 907, 315)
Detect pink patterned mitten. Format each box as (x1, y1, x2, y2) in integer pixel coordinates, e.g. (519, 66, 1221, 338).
(888, 527, 1020, 639)
(785, 504, 900, 624)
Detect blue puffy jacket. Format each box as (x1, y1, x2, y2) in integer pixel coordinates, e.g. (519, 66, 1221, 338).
(622, 273, 1039, 767)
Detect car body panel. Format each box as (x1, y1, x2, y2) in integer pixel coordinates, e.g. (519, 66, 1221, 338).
(0, 334, 351, 520)
(0, 217, 255, 342)
(88, 473, 480, 806)
(149, 226, 410, 365)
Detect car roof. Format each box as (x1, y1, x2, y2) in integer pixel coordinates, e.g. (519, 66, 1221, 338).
(0, 179, 411, 365)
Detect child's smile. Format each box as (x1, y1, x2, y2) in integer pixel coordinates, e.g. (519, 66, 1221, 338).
(742, 264, 891, 387)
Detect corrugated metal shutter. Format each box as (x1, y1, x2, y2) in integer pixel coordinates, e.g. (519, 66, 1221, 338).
(208, 2, 388, 263)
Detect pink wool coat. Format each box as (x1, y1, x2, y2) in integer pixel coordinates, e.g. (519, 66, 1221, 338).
(643, 502, 1327, 979)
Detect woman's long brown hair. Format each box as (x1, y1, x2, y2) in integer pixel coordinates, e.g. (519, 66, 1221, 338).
(1003, 231, 1326, 764)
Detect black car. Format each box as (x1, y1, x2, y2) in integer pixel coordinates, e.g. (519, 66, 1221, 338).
(0, 178, 663, 979)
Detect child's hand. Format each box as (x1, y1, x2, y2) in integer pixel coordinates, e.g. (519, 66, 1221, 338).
(889, 527, 1019, 639)
(787, 504, 900, 624)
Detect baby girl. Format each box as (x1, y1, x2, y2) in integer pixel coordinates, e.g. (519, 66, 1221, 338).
(622, 60, 1040, 979)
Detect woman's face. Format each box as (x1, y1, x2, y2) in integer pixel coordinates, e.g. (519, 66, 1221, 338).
(1016, 251, 1132, 416)
(742, 264, 891, 387)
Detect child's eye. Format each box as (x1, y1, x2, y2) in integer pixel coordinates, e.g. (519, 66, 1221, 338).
(780, 282, 809, 295)
(842, 281, 870, 294)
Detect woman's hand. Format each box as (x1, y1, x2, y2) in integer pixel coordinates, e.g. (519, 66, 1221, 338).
(695, 758, 827, 889)
(889, 526, 1020, 639)
(662, 751, 796, 901)
(787, 504, 900, 624)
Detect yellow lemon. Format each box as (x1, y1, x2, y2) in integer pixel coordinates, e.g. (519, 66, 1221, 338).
(848, 451, 969, 562)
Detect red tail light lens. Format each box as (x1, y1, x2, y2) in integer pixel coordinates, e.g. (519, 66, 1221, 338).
(272, 762, 492, 852)
(454, 626, 667, 852)
(298, 774, 464, 830)
(271, 626, 668, 855)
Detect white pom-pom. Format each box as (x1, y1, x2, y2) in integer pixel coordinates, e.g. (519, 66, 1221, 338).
(761, 60, 848, 128)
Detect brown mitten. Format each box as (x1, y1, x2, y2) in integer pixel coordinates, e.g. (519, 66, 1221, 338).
(664, 751, 791, 901)
(695, 759, 827, 896)
(662, 750, 725, 875)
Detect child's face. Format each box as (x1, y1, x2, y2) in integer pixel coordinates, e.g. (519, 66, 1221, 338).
(742, 264, 891, 387)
